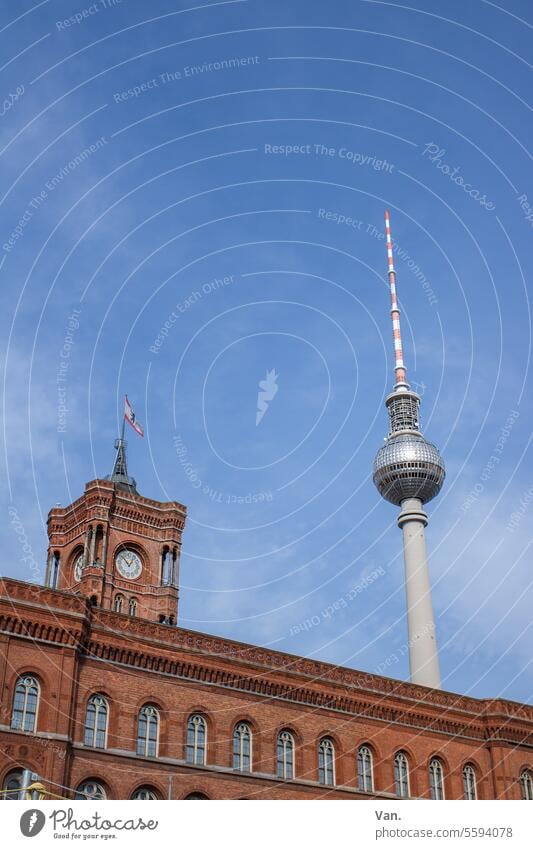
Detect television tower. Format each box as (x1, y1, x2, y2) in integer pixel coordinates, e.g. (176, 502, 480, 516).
(373, 211, 445, 689)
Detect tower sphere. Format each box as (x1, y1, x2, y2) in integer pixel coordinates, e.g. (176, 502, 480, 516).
(373, 432, 445, 506)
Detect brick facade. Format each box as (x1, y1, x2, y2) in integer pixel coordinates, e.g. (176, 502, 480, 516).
(1, 478, 532, 800)
(45, 479, 185, 625)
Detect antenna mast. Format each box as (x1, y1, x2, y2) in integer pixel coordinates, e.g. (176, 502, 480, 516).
(385, 210, 408, 390)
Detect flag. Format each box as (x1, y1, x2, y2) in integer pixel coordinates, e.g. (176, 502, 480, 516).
(124, 396, 144, 437)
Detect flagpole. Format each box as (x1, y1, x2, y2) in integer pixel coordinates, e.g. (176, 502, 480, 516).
(120, 401, 126, 443)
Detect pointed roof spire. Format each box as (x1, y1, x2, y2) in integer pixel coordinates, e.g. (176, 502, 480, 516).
(106, 407, 138, 491)
(106, 438, 137, 491)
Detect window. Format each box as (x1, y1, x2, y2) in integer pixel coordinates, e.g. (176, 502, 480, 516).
(186, 714, 207, 765)
(75, 781, 107, 800)
(394, 751, 410, 798)
(11, 676, 39, 732)
(84, 695, 108, 749)
(129, 598, 138, 617)
(132, 787, 159, 800)
(51, 552, 60, 588)
(137, 705, 159, 757)
(358, 745, 374, 792)
(233, 722, 252, 772)
(463, 764, 477, 800)
(2, 769, 42, 801)
(1, 770, 23, 800)
(184, 792, 208, 799)
(161, 547, 178, 586)
(114, 595, 124, 613)
(388, 394, 420, 433)
(520, 770, 533, 800)
(429, 758, 445, 800)
(318, 737, 335, 786)
(277, 730, 294, 780)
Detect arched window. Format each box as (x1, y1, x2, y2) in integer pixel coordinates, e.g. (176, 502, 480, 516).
(75, 780, 107, 800)
(357, 745, 374, 792)
(233, 722, 252, 772)
(1, 770, 23, 800)
(520, 769, 533, 800)
(93, 525, 104, 566)
(186, 714, 207, 765)
(161, 547, 170, 585)
(184, 792, 209, 799)
(137, 705, 159, 758)
(463, 764, 477, 800)
(84, 695, 108, 749)
(11, 675, 39, 732)
(51, 552, 60, 588)
(318, 737, 335, 786)
(429, 758, 445, 800)
(1, 769, 42, 800)
(114, 595, 124, 613)
(394, 751, 410, 798)
(161, 547, 179, 587)
(129, 598, 138, 617)
(277, 730, 294, 780)
(131, 787, 159, 800)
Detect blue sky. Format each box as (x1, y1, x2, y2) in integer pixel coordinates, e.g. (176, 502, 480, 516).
(1, 0, 532, 703)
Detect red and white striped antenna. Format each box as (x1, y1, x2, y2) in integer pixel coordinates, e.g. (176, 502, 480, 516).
(384, 210, 408, 389)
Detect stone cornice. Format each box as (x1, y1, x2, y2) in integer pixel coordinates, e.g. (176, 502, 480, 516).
(91, 608, 533, 724)
(0, 612, 84, 648)
(47, 479, 187, 538)
(1, 578, 532, 747)
(0, 579, 88, 618)
(85, 641, 489, 742)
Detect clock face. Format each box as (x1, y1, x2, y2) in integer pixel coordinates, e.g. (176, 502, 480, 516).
(74, 553, 84, 582)
(115, 548, 143, 580)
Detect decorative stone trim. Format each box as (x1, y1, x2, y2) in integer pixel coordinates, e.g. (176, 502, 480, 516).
(1, 578, 532, 747)
(0, 613, 83, 647)
(85, 646, 488, 742)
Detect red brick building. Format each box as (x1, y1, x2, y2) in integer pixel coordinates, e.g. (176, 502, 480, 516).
(1, 468, 533, 801)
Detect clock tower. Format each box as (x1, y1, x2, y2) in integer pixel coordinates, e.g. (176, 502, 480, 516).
(45, 438, 187, 625)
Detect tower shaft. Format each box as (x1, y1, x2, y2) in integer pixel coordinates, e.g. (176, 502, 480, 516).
(398, 498, 441, 688)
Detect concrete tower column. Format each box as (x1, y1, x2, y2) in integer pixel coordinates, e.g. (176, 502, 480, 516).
(398, 498, 441, 689)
